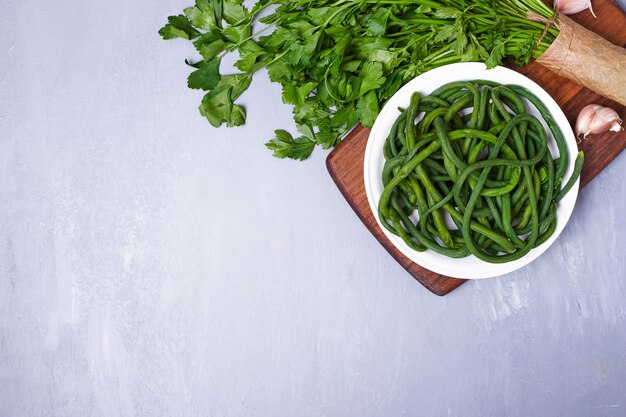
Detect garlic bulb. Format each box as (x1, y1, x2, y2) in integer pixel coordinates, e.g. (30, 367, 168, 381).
(575, 104, 623, 138)
(554, 0, 597, 16)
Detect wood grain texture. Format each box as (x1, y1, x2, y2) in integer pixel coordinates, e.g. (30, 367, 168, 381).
(327, 0, 626, 296)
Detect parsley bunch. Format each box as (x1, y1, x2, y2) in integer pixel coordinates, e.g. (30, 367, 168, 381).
(160, 0, 557, 160)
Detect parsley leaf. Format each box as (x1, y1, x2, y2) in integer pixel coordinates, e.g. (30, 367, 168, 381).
(331, 103, 357, 129)
(266, 60, 292, 83)
(434, 24, 457, 43)
(223, 0, 249, 25)
(234, 41, 265, 71)
(314, 130, 340, 149)
(356, 91, 379, 127)
(223, 24, 251, 43)
(485, 38, 507, 68)
(159, 15, 201, 40)
(359, 62, 386, 95)
(365, 8, 390, 37)
(281, 82, 317, 106)
(433, 7, 462, 19)
(187, 58, 221, 90)
(193, 31, 228, 61)
(265, 130, 315, 160)
(198, 73, 251, 127)
(183, 0, 221, 31)
(229, 105, 246, 127)
(199, 86, 235, 127)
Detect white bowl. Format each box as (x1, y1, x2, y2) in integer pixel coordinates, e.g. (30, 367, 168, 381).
(364, 63, 579, 279)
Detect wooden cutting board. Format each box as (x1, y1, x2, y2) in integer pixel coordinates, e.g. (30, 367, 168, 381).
(326, 0, 626, 296)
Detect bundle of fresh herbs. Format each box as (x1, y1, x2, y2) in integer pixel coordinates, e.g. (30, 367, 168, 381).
(158, 0, 586, 160)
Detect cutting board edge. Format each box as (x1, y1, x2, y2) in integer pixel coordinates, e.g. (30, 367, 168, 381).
(326, 135, 467, 296)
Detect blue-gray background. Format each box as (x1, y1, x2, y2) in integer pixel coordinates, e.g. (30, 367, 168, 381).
(1, 0, 625, 416)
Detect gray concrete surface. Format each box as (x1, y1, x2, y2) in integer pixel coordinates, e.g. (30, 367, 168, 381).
(1, 0, 625, 416)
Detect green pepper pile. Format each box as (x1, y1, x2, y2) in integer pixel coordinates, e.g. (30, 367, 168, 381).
(378, 81, 584, 263)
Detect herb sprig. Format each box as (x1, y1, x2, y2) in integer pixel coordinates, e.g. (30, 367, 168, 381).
(160, 0, 557, 160)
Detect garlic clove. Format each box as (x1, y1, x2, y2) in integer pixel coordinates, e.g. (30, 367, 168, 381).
(575, 104, 623, 138)
(554, 0, 597, 16)
(575, 104, 599, 138)
(590, 107, 620, 135)
(575, 104, 597, 138)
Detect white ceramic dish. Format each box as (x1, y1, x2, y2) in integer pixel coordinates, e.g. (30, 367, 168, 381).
(364, 63, 580, 279)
